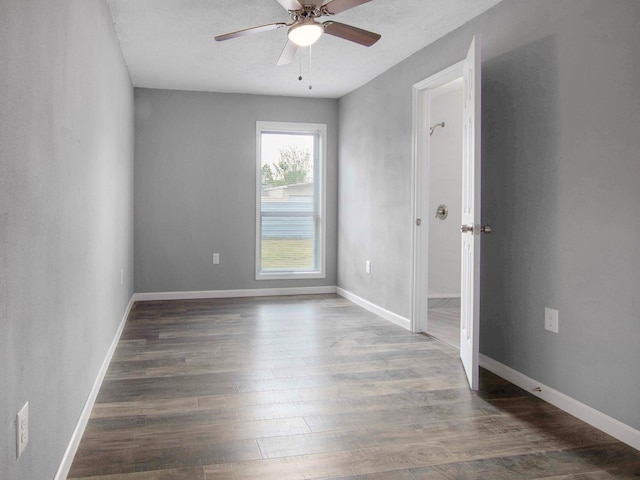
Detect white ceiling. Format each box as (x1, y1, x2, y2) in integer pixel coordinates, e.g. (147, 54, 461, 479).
(106, 0, 502, 98)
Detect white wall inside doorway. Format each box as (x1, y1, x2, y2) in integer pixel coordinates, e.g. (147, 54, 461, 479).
(428, 80, 463, 298)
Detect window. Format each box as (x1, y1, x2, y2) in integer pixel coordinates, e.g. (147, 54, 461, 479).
(256, 121, 326, 279)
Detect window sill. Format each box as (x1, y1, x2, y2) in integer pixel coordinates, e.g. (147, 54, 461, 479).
(256, 271, 325, 281)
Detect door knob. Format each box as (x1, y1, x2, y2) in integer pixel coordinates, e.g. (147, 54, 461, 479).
(481, 225, 492, 234)
(460, 224, 474, 233)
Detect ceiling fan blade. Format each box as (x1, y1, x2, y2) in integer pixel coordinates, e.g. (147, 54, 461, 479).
(215, 22, 287, 42)
(277, 40, 299, 66)
(275, 0, 304, 11)
(323, 21, 380, 46)
(323, 0, 373, 15)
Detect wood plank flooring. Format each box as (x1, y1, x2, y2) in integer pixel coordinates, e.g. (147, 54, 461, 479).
(67, 295, 640, 479)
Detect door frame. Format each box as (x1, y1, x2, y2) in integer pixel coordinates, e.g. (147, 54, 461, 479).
(410, 60, 464, 334)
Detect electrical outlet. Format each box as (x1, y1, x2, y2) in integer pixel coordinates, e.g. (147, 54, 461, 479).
(213, 253, 220, 265)
(545, 307, 559, 333)
(365, 260, 371, 274)
(16, 402, 28, 459)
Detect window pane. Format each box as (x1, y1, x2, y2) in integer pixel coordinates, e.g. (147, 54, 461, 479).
(261, 218, 315, 270)
(260, 132, 317, 272)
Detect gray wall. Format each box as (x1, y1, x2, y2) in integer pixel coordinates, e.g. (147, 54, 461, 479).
(338, 0, 640, 430)
(134, 89, 338, 293)
(0, 1, 134, 479)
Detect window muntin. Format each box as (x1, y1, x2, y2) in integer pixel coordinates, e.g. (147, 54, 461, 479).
(256, 122, 326, 279)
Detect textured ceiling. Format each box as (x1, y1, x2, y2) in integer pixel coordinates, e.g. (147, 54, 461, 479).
(106, 0, 502, 98)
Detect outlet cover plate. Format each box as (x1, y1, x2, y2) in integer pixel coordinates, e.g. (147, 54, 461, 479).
(16, 402, 28, 459)
(545, 307, 559, 333)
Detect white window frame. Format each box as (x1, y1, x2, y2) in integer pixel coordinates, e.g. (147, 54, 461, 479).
(256, 121, 327, 280)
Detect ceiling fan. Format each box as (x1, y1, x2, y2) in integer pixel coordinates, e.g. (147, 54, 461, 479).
(214, 0, 381, 66)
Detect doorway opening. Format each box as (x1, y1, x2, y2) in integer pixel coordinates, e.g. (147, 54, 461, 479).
(410, 60, 464, 338)
(425, 78, 463, 348)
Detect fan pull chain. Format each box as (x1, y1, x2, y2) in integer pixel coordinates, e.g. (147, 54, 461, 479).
(295, 47, 312, 91)
(308, 45, 313, 90)
(298, 53, 303, 82)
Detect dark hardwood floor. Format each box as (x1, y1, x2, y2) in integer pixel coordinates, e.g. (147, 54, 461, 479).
(67, 295, 640, 479)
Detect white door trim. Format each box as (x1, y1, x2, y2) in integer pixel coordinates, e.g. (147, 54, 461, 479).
(410, 60, 464, 334)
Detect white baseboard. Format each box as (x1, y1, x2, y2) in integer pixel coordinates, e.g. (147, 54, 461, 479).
(480, 354, 640, 451)
(54, 295, 135, 480)
(133, 285, 337, 302)
(336, 287, 411, 331)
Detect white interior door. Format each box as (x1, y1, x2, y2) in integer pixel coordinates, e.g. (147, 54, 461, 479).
(460, 36, 482, 390)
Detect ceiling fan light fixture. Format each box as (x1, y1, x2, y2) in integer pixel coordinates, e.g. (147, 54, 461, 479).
(288, 21, 324, 47)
